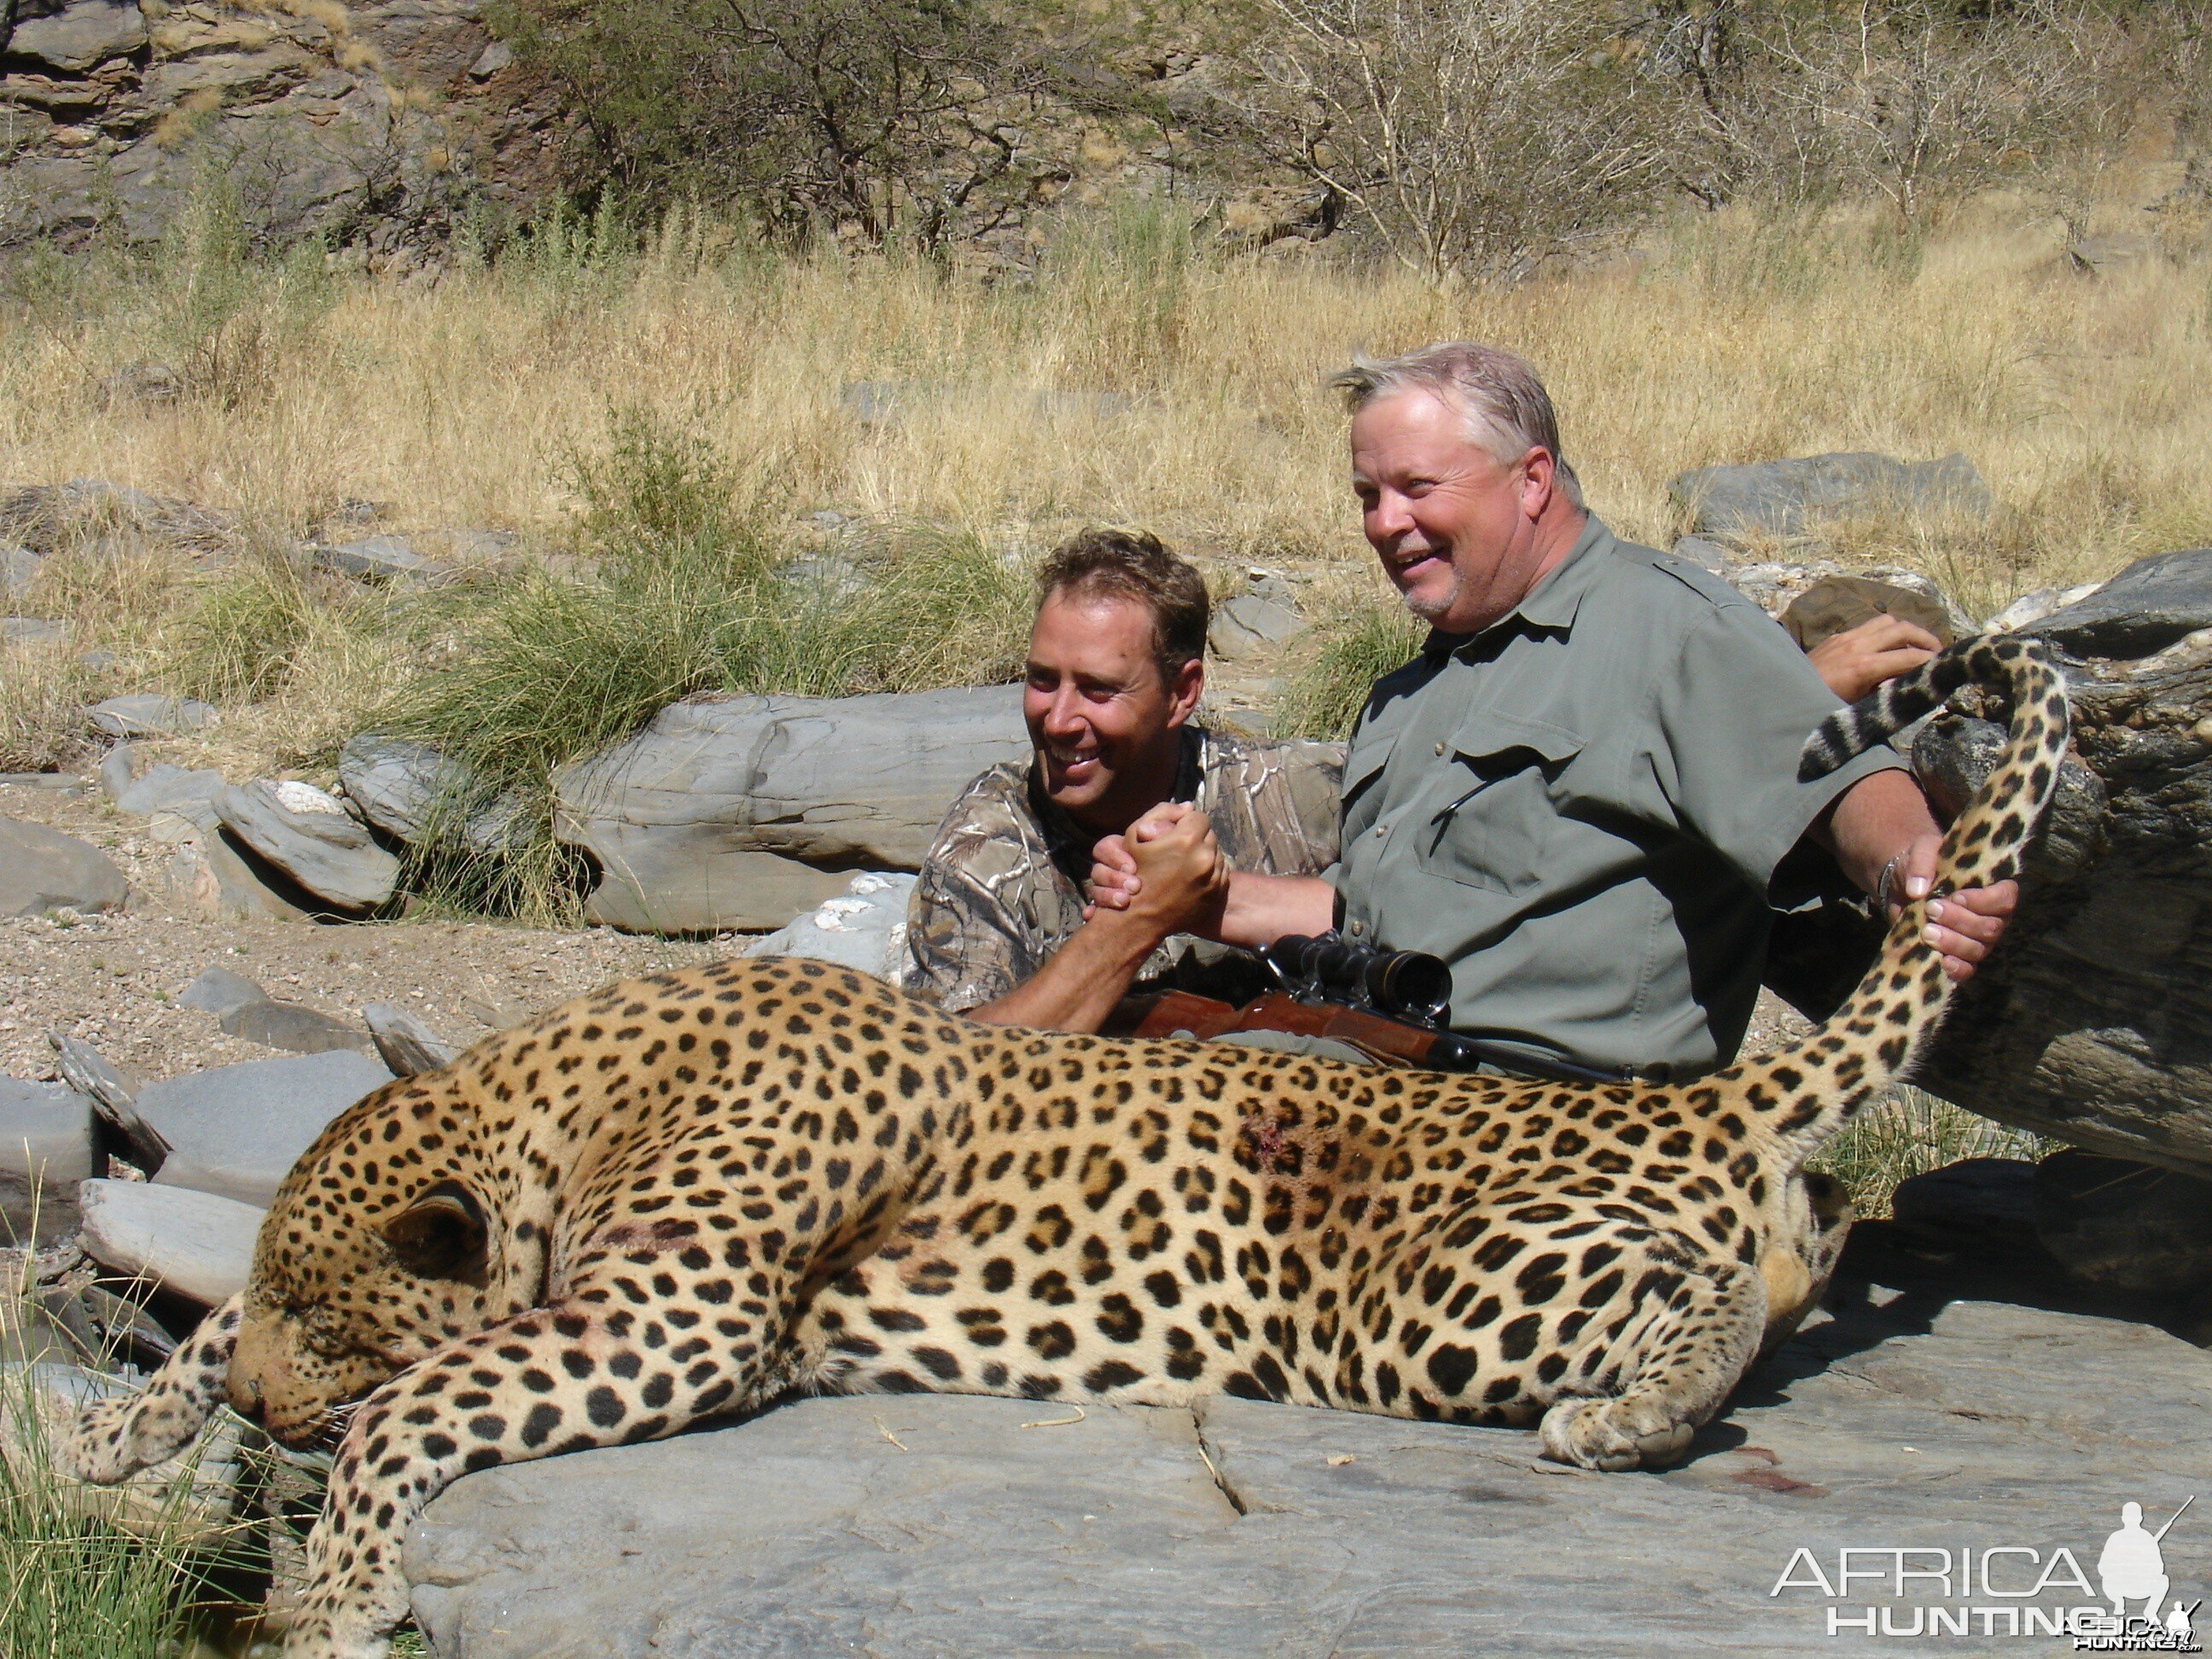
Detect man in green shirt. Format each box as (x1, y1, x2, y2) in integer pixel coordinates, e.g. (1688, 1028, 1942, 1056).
(1093, 342, 2014, 1078)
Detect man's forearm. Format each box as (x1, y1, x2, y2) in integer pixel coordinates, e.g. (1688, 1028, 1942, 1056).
(961, 910, 1166, 1033)
(1815, 769, 1940, 896)
(1214, 871, 1336, 949)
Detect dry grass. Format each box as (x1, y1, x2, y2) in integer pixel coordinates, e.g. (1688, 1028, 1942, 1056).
(0, 193, 2205, 621)
(1811, 1086, 2047, 1220)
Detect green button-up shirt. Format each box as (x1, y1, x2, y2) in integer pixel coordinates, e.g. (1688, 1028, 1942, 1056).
(1336, 516, 1901, 1077)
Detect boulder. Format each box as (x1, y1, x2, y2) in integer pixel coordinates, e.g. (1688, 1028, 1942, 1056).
(555, 686, 1029, 934)
(1208, 593, 1306, 662)
(2032, 1149, 2212, 1298)
(407, 1291, 2212, 1657)
(7, 0, 148, 73)
(0, 1079, 96, 1243)
(1668, 535, 1728, 571)
(744, 872, 917, 979)
(139, 1049, 393, 1207)
(1985, 579, 2104, 636)
(86, 692, 215, 738)
(336, 736, 524, 853)
(76, 1179, 265, 1305)
(215, 778, 399, 913)
(0, 816, 126, 917)
(2022, 547, 2212, 660)
(1672, 451, 1994, 544)
(165, 831, 312, 923)
(1887, 1156, 2037, 1245)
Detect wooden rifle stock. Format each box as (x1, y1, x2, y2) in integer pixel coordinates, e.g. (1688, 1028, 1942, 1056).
(1104, 989, 1449, 1069)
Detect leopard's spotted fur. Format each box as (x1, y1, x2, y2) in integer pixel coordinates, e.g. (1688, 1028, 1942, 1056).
(62, 637, 2069, 1658)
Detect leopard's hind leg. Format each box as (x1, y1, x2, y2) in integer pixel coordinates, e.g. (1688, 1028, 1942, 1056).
(57, 1294, 242, 1484)
(1540, 1260, 1767, 1471)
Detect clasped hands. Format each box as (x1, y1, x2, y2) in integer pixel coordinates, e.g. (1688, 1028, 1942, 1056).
(1083, 802, 1225, 939)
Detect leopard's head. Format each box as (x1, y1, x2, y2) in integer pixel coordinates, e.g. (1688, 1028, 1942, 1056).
(229, 1070, 509, 1447)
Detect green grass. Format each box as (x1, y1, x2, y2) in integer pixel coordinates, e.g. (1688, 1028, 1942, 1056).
(1274, 596, 1425, 741)
(378, 406, 1035, 921)
(1811, 1085, 2047, 1220)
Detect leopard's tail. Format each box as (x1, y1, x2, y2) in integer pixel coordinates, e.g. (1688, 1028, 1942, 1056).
(1738, 634, 2069, 1167)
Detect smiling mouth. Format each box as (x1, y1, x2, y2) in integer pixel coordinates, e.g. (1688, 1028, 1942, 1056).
(1388, 549, 1447, 584)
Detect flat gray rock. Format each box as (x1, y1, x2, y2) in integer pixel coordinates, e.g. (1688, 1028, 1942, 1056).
(2025, 547, 2212, 659)
(406, 1288, 2212, 1657)
(178, 963, 269, 1017)
(2, 617, 71, 649)
(555, 686, 1028, 933)
(215, 778, 399, 912)
(0, 816, 126, 917)
(1674, 452, 1994, 544)
(1208, 592, 1306, 662)
(0, 1078, 96, 1243)
(87, 692, 215, 738)
(140, 1049, 393, 1207)
(76, 1179, 264, 1306)
(218, 998, 370, 1056)
(311, 536, 445, 585)
(114, 762, 225, 826)
(743, 871, 916, 978)
(164, 832, 312, 923)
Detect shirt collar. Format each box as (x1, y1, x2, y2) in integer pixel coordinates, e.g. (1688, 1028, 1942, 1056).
(1423, 514, 1613, 658)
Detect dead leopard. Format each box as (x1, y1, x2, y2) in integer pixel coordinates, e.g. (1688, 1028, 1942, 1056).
(63, 636, 2068, 1658)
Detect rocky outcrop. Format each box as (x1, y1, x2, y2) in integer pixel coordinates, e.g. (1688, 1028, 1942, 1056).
(553, 686, 1028, 934)
(1671, 451, 1995, 545)
(0, 0, 562, 259)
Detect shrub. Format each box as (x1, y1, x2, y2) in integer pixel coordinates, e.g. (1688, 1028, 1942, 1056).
(1273, 596, 1423, 740)
(0, 643, 90, 773)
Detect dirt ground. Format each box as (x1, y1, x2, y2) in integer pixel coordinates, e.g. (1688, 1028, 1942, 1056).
(0, 772, 725, 1086)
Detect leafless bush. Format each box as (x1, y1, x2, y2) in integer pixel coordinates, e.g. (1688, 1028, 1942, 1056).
(1227, 0, 1664, 282)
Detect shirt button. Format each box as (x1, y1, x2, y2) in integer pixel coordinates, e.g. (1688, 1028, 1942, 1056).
(1374, 824, 1387, 839)
(1433, 742, 1446, 756)
(1348, 920, 1365, 937)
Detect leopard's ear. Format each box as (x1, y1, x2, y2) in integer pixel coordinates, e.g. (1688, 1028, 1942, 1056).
(381, 1181, 490, 1284)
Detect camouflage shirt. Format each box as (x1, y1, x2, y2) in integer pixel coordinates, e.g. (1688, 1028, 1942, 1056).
(898, 728, 1344, 1013)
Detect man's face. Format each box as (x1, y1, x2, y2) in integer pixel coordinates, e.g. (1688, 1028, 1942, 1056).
(1349, 387, 1546, 634)
(1023, 591, 1200, 833)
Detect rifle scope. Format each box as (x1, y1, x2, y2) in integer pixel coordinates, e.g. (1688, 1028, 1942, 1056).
(1260, 934, 1454, 1029)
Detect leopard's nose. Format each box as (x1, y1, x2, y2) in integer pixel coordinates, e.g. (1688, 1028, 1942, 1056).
(226, 1373, 265, 1426)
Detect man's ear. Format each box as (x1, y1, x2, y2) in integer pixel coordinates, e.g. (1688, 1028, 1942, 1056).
(1519, 446, 1556, 520)
(1165, 655, 1205, 727)
(381, 1180, 490, 1283)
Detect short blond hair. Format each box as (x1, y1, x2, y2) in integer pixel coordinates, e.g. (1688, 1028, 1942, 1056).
(1332, 342, 1584, 509)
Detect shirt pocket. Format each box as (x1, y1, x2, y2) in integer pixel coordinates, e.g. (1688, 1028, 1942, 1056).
(1413, 710, 1586, 894)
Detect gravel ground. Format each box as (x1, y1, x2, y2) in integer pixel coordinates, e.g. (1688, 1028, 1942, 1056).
(0, 774, 725, 1086)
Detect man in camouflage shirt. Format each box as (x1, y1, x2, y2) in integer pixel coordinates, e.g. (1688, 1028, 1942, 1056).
(899, 530, 1341, 1027)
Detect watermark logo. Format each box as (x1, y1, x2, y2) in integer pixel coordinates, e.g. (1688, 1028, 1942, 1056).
(1769, 1496, 2199, 1650)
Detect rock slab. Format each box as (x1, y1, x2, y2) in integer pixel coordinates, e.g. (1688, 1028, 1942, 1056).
(86, 693, 215, 738)
(407, 1291, 2212, 1657)
(1673, 451, 1994, 544)
(77, 1179, 265, 1306)
(2025, 546, 2212, 659)
(216, 778, 399, 912)
(0, 1079, 96, 1243)
(140, 1049, 393, 1207)
(0, 815, 127, 917)
(555, 685, 1028, 934)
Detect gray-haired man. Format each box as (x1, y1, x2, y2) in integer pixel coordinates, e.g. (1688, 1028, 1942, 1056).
(1094, 342, 2014, 1079)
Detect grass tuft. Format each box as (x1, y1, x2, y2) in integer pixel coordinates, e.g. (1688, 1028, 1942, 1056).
(1810, 1085, 2047, 1220)
(1274, 595, 1425, 741)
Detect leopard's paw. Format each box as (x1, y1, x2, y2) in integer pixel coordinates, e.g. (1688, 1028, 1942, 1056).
(55, 1395, 155, 1484)
(280, 1604, 390, 1659)
(1539, 1394, 1696, 1472)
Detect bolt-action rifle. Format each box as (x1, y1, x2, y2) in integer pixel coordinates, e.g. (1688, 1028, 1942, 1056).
(1103, 934, 1633, 1086)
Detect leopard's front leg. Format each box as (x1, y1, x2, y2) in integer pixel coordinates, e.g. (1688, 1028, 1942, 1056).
(282, 1302, 772, 1658)
(57, 1294, 243, 1483)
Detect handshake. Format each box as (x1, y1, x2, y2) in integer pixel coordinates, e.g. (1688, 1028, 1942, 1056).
(1080, 801, 1229, 942)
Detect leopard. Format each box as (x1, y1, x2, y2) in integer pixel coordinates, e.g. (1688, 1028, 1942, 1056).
(61, 635, 2069, 1658)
